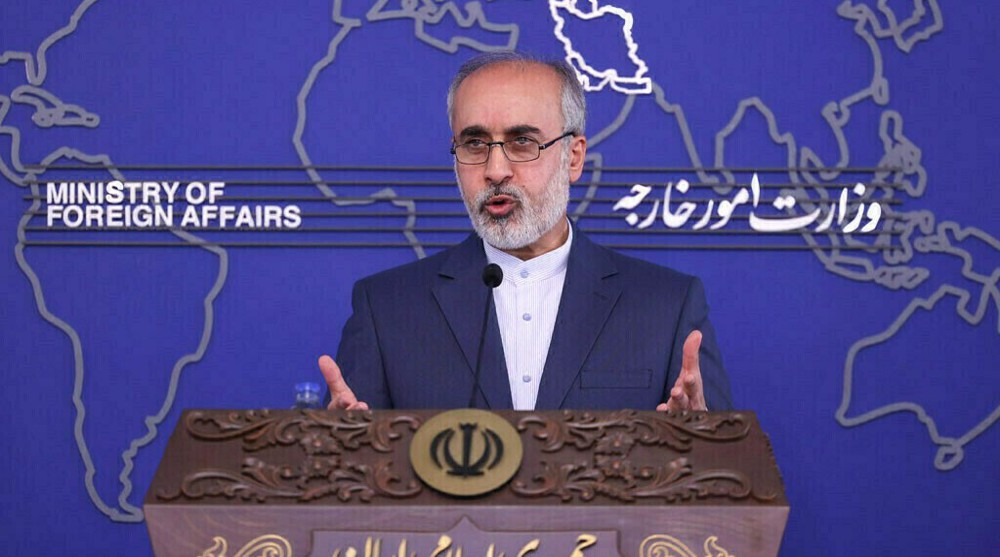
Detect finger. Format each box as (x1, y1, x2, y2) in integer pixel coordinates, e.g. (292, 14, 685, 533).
(683, 374, 705, 410)
(668, 385, 689, 410)
(682, 331, 708, 410)
(318, 355, 346, 391)
(682, 330, 703, 375)
(663, 376, 685, 411)
(318, 355, 358, 409)
(347, 401, 370, 411)
(682, 372, 698, 398)
(655, 403, 668, 412)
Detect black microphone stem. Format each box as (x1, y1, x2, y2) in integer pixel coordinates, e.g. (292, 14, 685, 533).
(469, 287, 495, 408)
(469, 263, 503, 408)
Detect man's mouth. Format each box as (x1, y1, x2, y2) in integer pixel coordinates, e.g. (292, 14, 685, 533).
(483, 194, 518, 218)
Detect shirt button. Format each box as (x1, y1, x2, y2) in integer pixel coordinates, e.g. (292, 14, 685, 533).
(522, 375, 532, 383)
(520, 269, 529, 279)
(522, 313, 532, 321)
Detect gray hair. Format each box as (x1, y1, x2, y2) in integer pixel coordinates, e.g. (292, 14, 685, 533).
(446, 51, 586, 137)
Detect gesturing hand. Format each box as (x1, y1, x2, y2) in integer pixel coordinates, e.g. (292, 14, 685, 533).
(656, 330, 708, 412)
(318, 355, 369, 411)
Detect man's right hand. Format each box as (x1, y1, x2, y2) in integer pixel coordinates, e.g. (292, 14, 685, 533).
(655, 330, 708, 412)
(318, 355, 369, 411)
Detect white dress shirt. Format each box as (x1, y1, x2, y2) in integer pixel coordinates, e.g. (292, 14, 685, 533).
(483, 225, 573, 410)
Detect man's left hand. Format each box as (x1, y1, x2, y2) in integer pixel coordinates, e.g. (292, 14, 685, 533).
(656, 330, 708, 412)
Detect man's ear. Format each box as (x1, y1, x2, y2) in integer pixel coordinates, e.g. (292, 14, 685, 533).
(568, 135, 588, 182)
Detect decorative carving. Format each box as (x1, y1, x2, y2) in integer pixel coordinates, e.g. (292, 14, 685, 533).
(702, 536, 735, 557)
(183, 409, 417, 453)
(638, 534, 734, 557)
(511, 457, 758, 503)
(151, 410, 782, 505)
(512, 411, 773, 503)
(198, 534, 293, 557)
(517, 410, 751, 453)
(157, 410, 423, 503)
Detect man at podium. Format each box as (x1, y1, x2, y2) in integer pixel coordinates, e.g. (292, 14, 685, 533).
(319, 51, 733, 413)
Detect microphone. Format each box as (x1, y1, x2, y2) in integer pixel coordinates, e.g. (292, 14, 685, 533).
(482, 263, 503, 288)
(469, 263, 503, 407)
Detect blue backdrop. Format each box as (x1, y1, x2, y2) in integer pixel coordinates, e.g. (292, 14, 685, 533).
(1, 1, 997, 554)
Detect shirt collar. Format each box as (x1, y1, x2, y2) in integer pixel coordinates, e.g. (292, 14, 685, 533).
(483, 220, 573, 285)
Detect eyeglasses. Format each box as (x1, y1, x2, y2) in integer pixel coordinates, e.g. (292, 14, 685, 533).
(450, 132, 575, 165)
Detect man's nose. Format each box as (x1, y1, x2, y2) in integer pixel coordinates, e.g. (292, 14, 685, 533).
(483, 144, 514, 185)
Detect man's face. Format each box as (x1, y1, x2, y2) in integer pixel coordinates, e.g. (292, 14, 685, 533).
(451, 62, 586, 252)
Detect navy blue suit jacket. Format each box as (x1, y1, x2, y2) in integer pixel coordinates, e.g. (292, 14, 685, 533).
(336, 228, 733, 410)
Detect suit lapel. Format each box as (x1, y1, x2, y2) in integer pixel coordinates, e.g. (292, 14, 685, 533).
(534, 229, 621, 409)
(431, 234, 513, 410)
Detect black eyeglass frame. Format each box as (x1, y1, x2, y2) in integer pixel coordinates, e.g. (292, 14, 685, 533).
(450, 131, 576, 165)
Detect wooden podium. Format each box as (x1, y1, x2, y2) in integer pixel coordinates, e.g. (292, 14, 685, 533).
(145, 409, 787, 557)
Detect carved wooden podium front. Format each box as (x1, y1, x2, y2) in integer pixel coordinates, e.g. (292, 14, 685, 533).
(145, 409, 788, 557)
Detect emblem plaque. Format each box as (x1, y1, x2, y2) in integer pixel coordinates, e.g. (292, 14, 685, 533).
(409, 409, 523, 496)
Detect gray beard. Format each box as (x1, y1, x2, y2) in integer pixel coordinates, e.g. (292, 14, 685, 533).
(458, 151, 570, 251)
